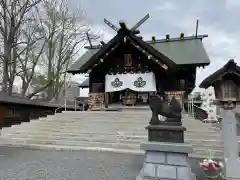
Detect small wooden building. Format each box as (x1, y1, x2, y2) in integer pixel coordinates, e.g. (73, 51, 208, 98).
(200, 59, 240, 101)
(0, 92, 79, 128)
(68, 20, 210, 110)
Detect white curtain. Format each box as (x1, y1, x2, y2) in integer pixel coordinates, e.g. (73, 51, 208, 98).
(105, 72, 157, 92)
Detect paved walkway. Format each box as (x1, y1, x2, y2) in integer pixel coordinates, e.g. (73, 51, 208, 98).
(0, 146, 207, 180)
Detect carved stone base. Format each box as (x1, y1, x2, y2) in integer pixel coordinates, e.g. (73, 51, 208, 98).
(136, 142, 196, 180)
(146, 125, 186, 143)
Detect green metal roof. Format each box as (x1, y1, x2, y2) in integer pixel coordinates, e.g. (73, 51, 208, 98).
(79, 78, 89, 88)
(68, 49, 99, 72)
(148, 38, 210, 65)
(68, 35, 210, 73)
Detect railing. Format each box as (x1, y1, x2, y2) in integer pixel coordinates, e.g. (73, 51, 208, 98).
(184, 100, 208, 121)
(55, 98, 78, 113)
(55, 104, 66, 114)
(193, 104, 208, 121)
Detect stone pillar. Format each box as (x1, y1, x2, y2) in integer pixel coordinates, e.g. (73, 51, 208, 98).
(219, 102, 240, 179)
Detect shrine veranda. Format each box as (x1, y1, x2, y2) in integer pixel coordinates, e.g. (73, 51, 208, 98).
(68, 20, 210, 110)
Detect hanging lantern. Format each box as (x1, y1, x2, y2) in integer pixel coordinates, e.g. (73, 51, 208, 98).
(87, 69, 92, 74)
(124, 36, 127, 42)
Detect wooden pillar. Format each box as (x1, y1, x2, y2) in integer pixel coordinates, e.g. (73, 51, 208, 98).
(164, 91, 185, 108)
(0, 104, 6, 129)
(105, 92, 109, 108)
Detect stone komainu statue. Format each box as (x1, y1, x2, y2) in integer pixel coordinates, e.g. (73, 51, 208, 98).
(149, 95, 182, 125)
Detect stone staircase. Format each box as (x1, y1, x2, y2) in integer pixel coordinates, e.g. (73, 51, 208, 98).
(0, 111, 224, 159)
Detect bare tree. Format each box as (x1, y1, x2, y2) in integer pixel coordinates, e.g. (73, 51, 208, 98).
(0, 0, 42, 94)
(17, 21, 46, 97)
(26, 0, 99, 100)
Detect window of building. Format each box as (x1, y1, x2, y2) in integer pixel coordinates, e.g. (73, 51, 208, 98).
(222, 80, 237, 98)
(209, 110, 213, 113)
(209, 93, 212, 96)
(124, 54, 132, 66)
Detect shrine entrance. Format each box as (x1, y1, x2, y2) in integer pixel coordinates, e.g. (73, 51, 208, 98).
(105, 72, 156, 106)
(108, 89, 150, 106)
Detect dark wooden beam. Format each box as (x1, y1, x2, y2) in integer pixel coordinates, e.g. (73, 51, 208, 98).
(104, 18, 119, 32)
(131, 13, 150, 31)
(119, 21, 127, 29)
(133, 30, 140, 34)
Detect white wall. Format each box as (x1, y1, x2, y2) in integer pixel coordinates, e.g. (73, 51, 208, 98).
(201, 86, 218, 121)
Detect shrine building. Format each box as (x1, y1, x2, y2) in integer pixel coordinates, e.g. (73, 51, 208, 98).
(68, 16, 210, 110)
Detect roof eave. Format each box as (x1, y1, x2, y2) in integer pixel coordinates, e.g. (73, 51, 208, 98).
(79, 34, 122, 72)
(67, 69, 87, 74)
(128, 34, 177, 71)
(199, 60, 239, 89)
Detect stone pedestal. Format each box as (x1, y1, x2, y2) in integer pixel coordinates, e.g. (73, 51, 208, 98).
(221, 108, 240, 179)
(147, 125, 186, 143)
(136, 142, 196, 180)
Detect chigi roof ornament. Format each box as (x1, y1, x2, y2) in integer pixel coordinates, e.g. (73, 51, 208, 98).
(103, 13, 150, 34)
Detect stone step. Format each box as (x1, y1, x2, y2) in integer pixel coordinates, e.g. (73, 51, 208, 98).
(192, 148, 224, 158)
(2, 132, 222, 144)
(8, 121, 221, 131)
(1, 138, 223, 159)
(1, 132, 222, 144)
(4, 126, 221, 134)
(119, 133, 222, 140)
(3, 143, 223, 159)
(1, 128, 222, 139)
(0, 110, 224, 159)
(5, 137, 223, 152)
(15, 120, 219, 127)
(1, 133, 223, 147)
(36, 116, 206, 121)
(15, 117, 218, 124)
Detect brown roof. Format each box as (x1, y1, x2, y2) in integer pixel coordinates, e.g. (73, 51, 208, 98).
(0, 92, 59, 107)
(199, 59, 240, 89)
(68, 28, 178, 74)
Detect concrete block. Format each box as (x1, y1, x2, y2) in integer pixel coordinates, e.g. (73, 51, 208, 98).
(177, 166, 191, 180)
(140, 142, 193, 154)
(156, 164, 176, 179)
(143, 163, 156, 177)
(145, 151, 165, 164)
(166, 152, 188, 166)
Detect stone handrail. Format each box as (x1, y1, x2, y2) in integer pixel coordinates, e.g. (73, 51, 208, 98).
(193, 104, 208, 121)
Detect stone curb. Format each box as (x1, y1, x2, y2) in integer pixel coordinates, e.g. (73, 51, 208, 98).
(0, 143, 223, 159)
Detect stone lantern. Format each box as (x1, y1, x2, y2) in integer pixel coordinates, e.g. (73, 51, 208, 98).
(199, 59, 240, 179)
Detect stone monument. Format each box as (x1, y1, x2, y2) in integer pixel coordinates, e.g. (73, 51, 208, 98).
(199, 59, 240, 179)
(136, 95, 196, 180)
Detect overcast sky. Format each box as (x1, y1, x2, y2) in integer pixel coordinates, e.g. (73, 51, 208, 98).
(71, 0, 240, 95)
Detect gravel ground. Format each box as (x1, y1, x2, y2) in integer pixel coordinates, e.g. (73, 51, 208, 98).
(0, 146, 211, 180)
